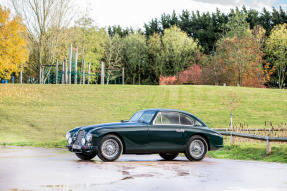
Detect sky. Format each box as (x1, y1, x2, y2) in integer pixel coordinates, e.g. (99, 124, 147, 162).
(76, 0, 286, 29)
(1, 0, 287, 29)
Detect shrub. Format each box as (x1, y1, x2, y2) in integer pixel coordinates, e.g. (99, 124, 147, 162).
(178, 64, 202, 84)
(159, 75, 178, 85)
(159, 64, 202, 85)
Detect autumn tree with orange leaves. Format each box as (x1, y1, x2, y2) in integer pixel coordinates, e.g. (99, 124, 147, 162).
(0, 6, 29, 80)
(216, 34, 265, 87)
(215, 11, 265, 87)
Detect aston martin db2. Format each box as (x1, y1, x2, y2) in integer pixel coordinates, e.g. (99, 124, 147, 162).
(66, 109, 223, 161)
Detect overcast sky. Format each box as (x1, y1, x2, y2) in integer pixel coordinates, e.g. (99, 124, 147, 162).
(1, 0, 286, 29)
(75, 0, 286, 29)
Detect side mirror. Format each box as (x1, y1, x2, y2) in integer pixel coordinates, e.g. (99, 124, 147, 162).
(121, 120, 128, 123)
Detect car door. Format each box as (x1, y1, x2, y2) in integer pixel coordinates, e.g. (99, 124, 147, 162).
(121, 110, 155, 153)
(148, 111, 186, 152)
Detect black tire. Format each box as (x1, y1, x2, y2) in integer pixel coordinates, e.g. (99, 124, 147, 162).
(75, 152, 97, 160)
(185, 135, 208, 161)
(98, 134, 123, 162)
(159, 153, 179, 161)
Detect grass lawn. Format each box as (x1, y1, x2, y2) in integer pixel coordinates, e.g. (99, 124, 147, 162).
(208, 143, 287, 163)
(0, 84, 286, 162)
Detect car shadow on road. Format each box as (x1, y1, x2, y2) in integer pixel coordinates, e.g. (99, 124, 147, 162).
(74, 158, 203, 164)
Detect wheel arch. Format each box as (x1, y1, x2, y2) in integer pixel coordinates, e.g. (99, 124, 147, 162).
(101, 132, 126, 153)
(190, 133, 210, 151)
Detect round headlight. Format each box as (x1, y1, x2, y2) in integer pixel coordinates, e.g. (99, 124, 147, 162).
(86, 133, 92, 142)
(66, 132, 71, 140)
(68, 137, 72, 145)
(81, 138, 86, 145)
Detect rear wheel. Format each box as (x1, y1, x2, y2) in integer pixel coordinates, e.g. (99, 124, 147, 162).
(75, 152, 97, 160)
(159, 153, 179, 161)
(185, 135, 208, 161)
(98, 134, 123, 162)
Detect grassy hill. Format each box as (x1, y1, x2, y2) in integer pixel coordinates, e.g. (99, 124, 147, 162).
(0, 84, 286, 146)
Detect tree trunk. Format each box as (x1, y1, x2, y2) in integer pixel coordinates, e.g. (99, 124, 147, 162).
(138, 74, 141, 85)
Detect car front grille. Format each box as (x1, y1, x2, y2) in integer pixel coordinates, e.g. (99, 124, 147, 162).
(74, 130, 85, 145)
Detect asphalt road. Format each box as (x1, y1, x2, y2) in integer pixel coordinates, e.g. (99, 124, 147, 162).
(0, 147, 287, 191)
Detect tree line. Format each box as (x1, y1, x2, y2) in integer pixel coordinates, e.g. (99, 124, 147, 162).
(0, 2, 286, 88)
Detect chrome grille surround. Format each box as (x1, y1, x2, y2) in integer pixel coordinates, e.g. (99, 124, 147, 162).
(74, 130, 85, 145)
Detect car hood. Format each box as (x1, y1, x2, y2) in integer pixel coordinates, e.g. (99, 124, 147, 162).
(79, 122, 144, 132)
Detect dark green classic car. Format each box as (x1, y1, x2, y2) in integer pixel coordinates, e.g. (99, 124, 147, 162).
(66, 109, 223, 162)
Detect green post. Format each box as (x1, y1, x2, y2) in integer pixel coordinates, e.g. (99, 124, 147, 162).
(82, 60, 85, 84)
(74, 48, 78, 84)
(88, 62, 90, 85)
(56, 60, 58, 84)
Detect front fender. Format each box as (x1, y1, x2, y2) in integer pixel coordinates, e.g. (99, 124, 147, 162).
(89, 127, 117, 138)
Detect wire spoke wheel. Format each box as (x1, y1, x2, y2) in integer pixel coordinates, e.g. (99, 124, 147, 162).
(98, 135, 123, 162)
(189, 140, 205, 159)
(101, 139, 119, 159)
(185, 135, 207, 161)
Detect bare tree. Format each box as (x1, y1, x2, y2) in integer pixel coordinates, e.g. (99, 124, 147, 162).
(222, 90, 241, 129)
(9, 0, 74, 83)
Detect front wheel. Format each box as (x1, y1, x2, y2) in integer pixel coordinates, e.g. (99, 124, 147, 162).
(185, 135, 208, 161)
(159, 153, 179, 161)
(98, 134, 123, 162)
(75, 152, 97, 160)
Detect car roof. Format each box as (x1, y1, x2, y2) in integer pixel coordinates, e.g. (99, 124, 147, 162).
(139, 108, 192, 115)
(137, 108, 207, 126)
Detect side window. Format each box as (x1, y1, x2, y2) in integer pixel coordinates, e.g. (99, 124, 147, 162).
(180, 114, 194, 126)
(160, 112, 179, 124)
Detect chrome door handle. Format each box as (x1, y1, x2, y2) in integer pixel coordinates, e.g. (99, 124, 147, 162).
(176, 129, 184, 133)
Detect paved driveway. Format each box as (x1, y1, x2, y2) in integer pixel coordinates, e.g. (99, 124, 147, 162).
(0, 146, 287, 191)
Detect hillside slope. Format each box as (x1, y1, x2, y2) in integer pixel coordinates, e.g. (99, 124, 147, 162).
(0, 84, 286, 145)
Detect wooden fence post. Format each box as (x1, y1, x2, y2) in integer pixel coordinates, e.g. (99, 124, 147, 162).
(266, 128, 272, 155)
(266, 137, 271, 155)
(230, 132, 233, 146)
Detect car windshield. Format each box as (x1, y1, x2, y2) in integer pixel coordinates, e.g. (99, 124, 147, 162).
(129, 110, 156, 123)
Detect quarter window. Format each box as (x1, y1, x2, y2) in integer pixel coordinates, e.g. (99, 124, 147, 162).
(180, 114, 194, 126)
(180, 113, 203, 126)
(195, 120, 203, 126)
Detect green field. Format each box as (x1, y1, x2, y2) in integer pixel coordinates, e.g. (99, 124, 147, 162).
(208, 143, 287, 163)
(0, 84, 286, 162)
